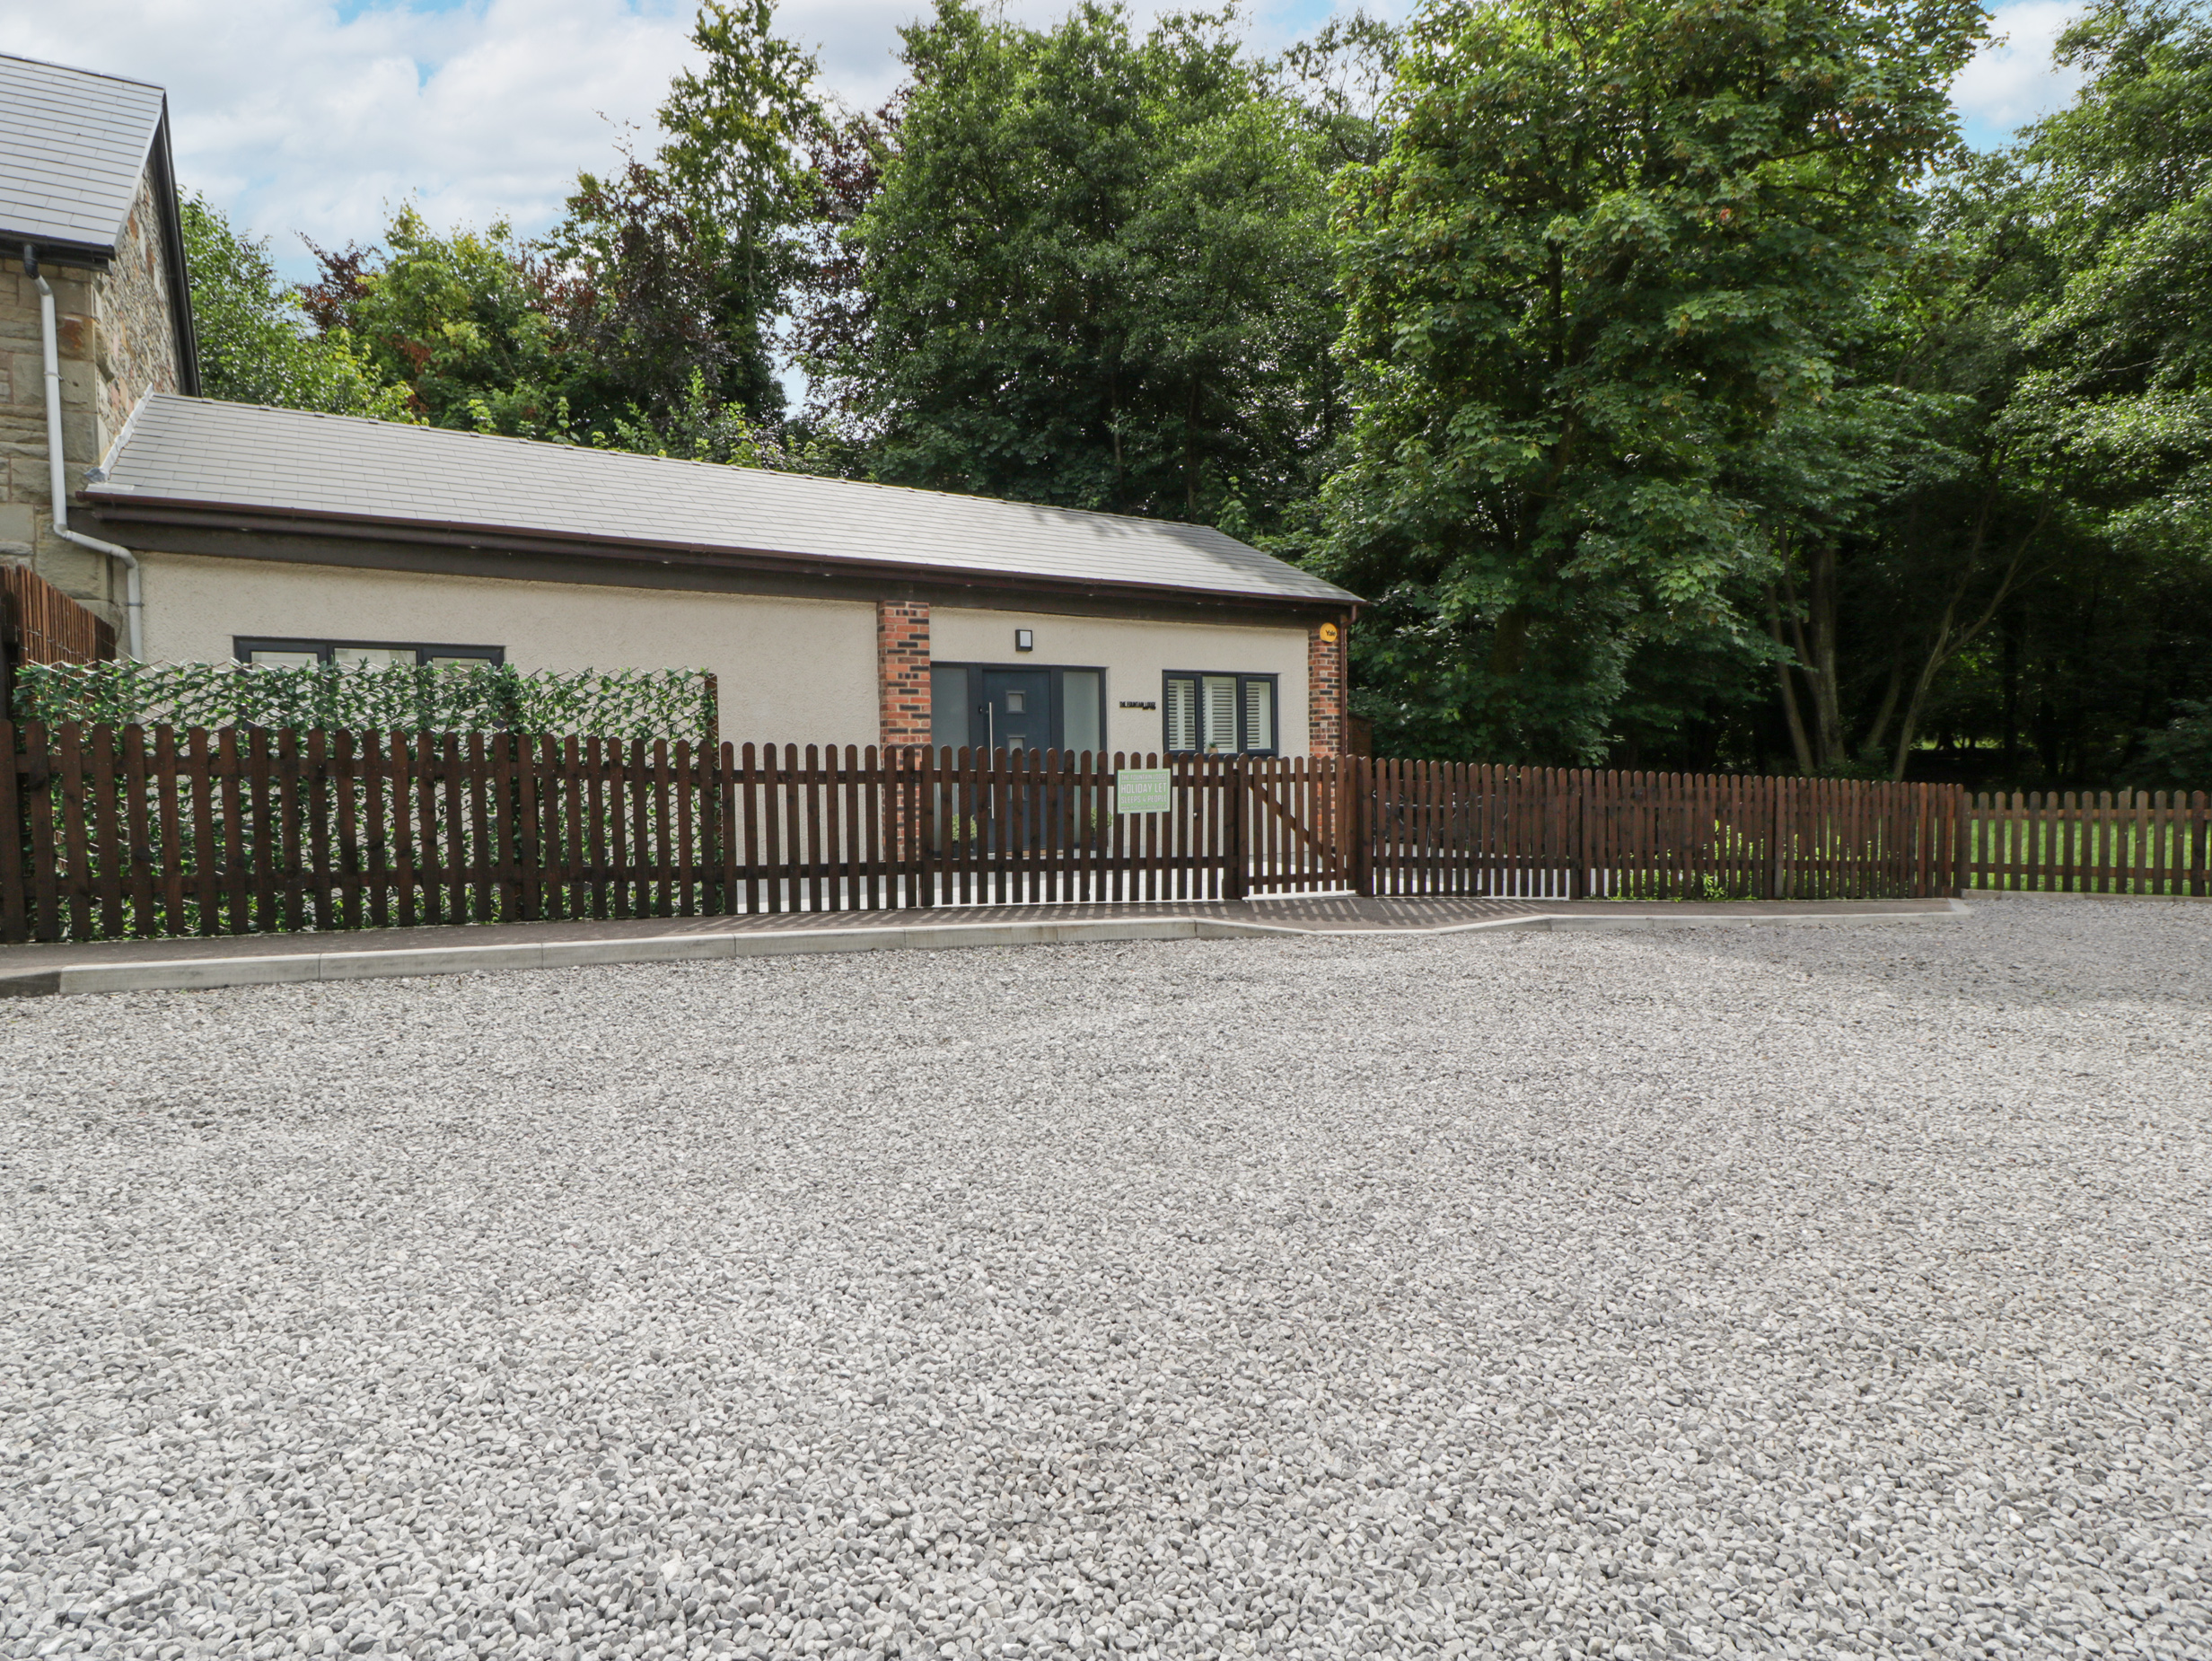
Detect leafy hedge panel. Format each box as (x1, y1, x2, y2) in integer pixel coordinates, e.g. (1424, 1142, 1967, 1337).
(13, 661, 716, 743)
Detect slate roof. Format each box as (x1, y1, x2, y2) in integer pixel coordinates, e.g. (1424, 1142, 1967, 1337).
(0, 54, 169, 258)
(89, 396, 1361, 608)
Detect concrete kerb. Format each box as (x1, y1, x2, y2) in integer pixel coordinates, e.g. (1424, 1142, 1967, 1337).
(1965, 887, 2212, 903)
(0, 901, 1972, 998)
(1212, 898, 1975, 941)
(1481, 898, 1975, 933)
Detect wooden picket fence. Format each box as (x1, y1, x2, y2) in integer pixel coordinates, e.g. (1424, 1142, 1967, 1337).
(0, 722, 1354, 944)
(1359, 763, 1964, 900)
(1962, 790, 2212, 894)
(8, 717, 2207, 945)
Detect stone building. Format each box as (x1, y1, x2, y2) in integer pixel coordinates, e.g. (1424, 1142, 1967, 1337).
(0, 52, 199, 632)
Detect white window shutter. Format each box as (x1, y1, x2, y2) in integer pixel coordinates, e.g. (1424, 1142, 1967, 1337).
(1242, 679, 1273, 752)
(1164, 676, 1198, 751)
(1202, 676, 1237, 752)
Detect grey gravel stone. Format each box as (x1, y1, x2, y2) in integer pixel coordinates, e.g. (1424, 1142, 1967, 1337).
(2, 894, 2208, 1660)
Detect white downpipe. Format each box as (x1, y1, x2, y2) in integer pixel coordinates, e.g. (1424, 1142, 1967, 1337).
(27, 248, 142, 661)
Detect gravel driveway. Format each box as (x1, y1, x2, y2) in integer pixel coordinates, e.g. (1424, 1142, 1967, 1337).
(4, 896, 2208, 1661)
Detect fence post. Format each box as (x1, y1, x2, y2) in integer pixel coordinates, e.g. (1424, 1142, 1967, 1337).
(1924, 785, 1944, 899)
(0, 719, 23, 943)
(1329, 753, 1349, 893)
(2191, 789, 2208, 897)
(917, 746, 937, 909)
(698, 726, 724, 917)
(1769, 780, 1786, 901)
(1567, 771, 1586, 900)
(1350, 755, 1374, 897)
(1224, 755, 1248, 902)
(1964, 783, 1981, 898)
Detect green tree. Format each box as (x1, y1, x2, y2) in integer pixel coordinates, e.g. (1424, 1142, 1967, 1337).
(653, 0, 826, 419)
(1754, 165, 2054, 780)
(2134, 699, 2212, 788)
(550, 157, 752, 434)
(300, 207, 578, 437)
(2010, 0, 2212, 558)
(177, 194, 412, 420)
(594, 366, 838, 469)
(294, 2, 829, 462)
(1766, 0, 2212, 787)
(802, 0, 1371, 528)
(1317, 0, 1985, 764)
(529, 0, 824, 445)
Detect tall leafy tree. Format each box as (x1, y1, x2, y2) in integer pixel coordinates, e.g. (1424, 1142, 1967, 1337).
(295, 2, 822, 448)
(1318, 0, 1985, 764)
(2010, 0, 2212, 558)
(299, 207, 578, 436)
(1763, 0, 2212, 785)
(178, 194, 411, 420)
(549, 158, 749, 434)
(801, 0, 1374, 528)
(1753, 164, 2055, 779)
(1977, 0, 2212, 787)
(652, 0, 826, 419)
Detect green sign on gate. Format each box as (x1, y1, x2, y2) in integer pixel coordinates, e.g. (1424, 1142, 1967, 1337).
(1116, 768, 1172, 814)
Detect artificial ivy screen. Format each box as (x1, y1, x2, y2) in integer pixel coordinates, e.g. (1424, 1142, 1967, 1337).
(12, 661, 718, 745)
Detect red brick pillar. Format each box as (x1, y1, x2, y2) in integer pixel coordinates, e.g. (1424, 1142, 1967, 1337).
(1308, 614, 1348, 757)
(877, 599, 931, 751)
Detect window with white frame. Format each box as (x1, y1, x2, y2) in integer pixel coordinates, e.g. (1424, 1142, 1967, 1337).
(1163, 672, 1276, 754)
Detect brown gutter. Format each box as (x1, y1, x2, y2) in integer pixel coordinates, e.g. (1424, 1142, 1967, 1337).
(83, 494, 1365, 618)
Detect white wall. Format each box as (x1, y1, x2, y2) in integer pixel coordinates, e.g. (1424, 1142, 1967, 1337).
(135, 555, 1317, 754)
(139, 551, 881, 748)
(929, 606, 1310, 756)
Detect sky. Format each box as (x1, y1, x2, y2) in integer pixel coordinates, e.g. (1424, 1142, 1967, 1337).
(0, 0, 2090, 282)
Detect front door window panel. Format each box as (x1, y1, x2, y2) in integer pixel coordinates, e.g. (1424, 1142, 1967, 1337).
(931, 664, 1107, 755)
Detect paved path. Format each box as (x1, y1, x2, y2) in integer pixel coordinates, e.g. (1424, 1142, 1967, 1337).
(0, 894, 1964, 997)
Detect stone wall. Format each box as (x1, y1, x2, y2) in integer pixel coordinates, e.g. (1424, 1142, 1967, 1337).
(96, 171, 185, 443)
(0, 262, 90, 578)
(0, 170, 186, 623)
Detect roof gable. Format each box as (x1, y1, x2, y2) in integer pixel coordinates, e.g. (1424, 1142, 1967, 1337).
(0, 54, 169, 258)
(89, 396, 1360, 609)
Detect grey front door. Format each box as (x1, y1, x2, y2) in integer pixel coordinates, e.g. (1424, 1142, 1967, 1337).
(979, 669, 1052, 755)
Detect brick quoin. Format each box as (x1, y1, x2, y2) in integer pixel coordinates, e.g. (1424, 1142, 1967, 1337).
(876, 599, 932, 751)
(1307, 614, 1349, 757)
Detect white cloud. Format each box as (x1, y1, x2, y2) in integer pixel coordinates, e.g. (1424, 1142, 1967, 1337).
(0, 0, 700, 274)
(0, 0, 1391, 281)
(1953, 0, 2090, 145)
(0, 0, 2092, 286)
